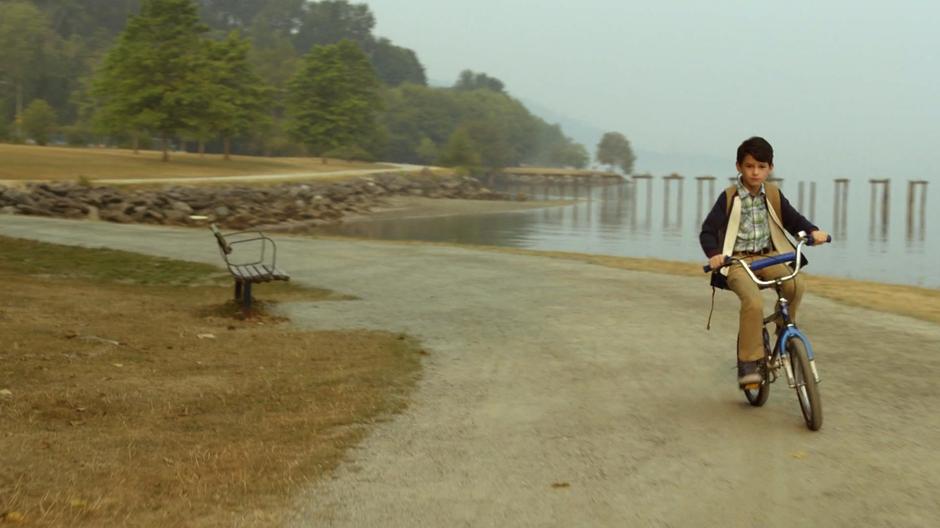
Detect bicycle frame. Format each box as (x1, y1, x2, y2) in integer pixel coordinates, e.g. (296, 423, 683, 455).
(736, 237, 821, 387)
(765, 298, 821, 388)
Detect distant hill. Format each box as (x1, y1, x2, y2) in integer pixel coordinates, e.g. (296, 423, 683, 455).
(519, 97, 729, 177)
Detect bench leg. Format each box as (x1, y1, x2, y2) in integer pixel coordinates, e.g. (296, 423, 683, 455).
(234, 280, 243, 301)
(242, 282, 253, 315)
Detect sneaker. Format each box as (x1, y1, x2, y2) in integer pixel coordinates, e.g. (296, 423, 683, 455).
(738, 361, 762, 387)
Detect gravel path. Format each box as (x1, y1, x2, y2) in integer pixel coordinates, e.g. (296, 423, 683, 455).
(2, 216, 937, 527)
(93, 163, 426, 185)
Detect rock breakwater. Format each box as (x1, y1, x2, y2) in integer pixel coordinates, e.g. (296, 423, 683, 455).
(0, 173, 516, 230)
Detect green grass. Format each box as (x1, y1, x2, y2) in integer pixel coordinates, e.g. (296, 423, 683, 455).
(0, 235, 345, 304)
(0, 235, 230, 286)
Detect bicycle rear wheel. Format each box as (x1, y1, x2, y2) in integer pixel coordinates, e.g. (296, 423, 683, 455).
(741, 330, 770, 407)
(787, 338, 822, 431)
(743, 372, 770, 407)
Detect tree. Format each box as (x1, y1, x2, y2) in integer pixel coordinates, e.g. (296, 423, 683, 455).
(454, 70, 505, 93)
(370, 38, 426, 86)
(292, 0, 375, 54)
(196, 0, 268, 31)
(438, 127, 480, 168)
(596, 132, 636, 174)
(246, 0, 305, 48)
(0, 2, 59, 138)
(551, 142, 589, 169)
(204, 31, 271, 159)
(286, 39, 382, 159)
(22, 99, 58, 146)
(92, 0, 211, 161)
(415, 137, 438, 164)
(33, 0, 141, 38)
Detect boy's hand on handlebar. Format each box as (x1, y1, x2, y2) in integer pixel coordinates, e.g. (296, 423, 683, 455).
(708, 254, 727, 271)
(811, 230, 831, 245)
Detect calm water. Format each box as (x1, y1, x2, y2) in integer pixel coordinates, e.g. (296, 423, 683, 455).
(316, 176, 939, 288)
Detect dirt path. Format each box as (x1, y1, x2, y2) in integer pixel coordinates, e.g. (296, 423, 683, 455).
(1, 216, 937, 527)
(89, 163, 426, 185)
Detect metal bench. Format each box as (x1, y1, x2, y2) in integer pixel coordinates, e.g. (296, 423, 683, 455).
(210, 223, 290, 313)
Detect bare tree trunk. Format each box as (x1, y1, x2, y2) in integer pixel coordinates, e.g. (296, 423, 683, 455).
(132, 131, 139, 154)
(161, 134, 169, 162)
(223, 136, 231, 160)
(198, 139, 205, 158)
(14, 81, 23, 139)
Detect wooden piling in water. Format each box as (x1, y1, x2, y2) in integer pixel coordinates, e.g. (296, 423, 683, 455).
(907, 180, 928, 240)
(833, 179, 849, 238)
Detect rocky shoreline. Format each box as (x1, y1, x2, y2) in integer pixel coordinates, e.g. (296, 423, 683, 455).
(0, 172, 521, 230)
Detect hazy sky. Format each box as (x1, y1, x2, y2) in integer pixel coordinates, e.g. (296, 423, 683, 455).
(364, 1, 938, 180)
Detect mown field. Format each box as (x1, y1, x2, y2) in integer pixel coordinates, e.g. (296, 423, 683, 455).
(0, 236, 423, 526)
(0, 144, 389, 182)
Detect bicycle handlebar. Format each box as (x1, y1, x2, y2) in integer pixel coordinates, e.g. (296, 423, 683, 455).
(702, 231, 832, 282)
(702, 257, 731, 273)
(806, 233, 832, 246)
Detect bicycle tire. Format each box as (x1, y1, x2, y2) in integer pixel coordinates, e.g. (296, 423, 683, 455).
(787, 338, 822, 431)
(740, 330, 770, 406)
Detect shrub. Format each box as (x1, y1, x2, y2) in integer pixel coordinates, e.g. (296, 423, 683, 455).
(323, 144, 375, 162)
(22, 99, 57, 146)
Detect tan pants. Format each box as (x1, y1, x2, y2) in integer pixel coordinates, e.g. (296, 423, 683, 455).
(726, 251, 806, 362)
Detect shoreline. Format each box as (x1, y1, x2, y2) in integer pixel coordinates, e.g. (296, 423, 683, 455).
(308, 195, 940, 325)
(309, 232, 940, 326)
(3, 185, 937, 324)
(339, 195, 579, 223)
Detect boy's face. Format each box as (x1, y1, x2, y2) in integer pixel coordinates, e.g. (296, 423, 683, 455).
(736, 154, 773, 194)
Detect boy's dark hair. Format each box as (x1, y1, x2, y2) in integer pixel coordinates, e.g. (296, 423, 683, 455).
(736, 136, 774, 165)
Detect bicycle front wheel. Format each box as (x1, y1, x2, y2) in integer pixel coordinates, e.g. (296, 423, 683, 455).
(787, 338, 822, 431)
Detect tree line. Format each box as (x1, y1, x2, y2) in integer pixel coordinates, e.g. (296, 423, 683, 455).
(1, 0, 633, 171)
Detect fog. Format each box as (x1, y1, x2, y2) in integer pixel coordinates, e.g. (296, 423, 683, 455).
(365, 0, 939, 181)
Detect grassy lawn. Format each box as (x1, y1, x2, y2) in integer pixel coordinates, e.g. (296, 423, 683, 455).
(0, 236, 423, 526)
(0, 144, 389, 182)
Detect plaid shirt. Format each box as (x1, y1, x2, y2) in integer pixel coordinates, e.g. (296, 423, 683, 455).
(733, 178, 771, 253)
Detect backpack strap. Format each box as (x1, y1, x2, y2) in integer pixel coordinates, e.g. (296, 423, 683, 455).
(725, 182, 782, 218)
(724, 185, 736, 215)
(764, 181, 782, 218)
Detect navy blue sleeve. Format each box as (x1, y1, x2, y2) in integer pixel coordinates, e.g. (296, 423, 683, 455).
(699, 193, 728, 257)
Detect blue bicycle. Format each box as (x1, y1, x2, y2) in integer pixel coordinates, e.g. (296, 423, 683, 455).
(705, 232, 828, 431)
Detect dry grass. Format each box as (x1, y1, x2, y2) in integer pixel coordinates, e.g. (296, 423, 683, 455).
(0, 236, 423, 526)
(0, 144, 386, 182)
(502, 248, 940, 325)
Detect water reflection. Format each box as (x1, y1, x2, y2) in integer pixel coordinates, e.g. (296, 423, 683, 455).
(833, 179, 850, 240)
(906, 180, 928, 246)
(869, 179, 890, 242)
(663, 174, 684, 234)
(695, 176, 717, 230)
(630, 175, 653, 231)
(315, 176, 939, 287)
(797, 181, 817, 221)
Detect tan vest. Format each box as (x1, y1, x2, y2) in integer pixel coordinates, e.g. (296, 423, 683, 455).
(719, 182, 795, 278)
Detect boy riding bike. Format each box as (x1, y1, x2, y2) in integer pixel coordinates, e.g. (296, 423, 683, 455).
(699, 137, 829, 387)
